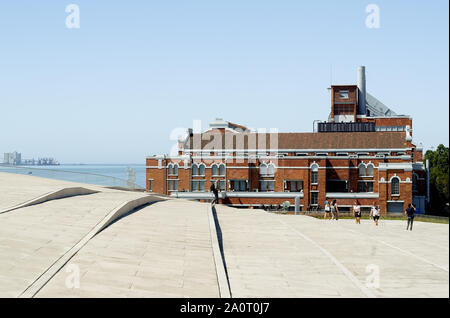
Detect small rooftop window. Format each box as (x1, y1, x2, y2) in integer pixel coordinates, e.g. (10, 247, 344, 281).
(339, 90, 349, 99)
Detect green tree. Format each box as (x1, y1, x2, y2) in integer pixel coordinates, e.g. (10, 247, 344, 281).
(424, 144, 449, 215)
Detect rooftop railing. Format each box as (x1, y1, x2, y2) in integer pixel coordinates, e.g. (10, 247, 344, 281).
(0, 164, 144, 190)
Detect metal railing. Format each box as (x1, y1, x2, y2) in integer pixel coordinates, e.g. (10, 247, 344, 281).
(0, 164, 144, 190)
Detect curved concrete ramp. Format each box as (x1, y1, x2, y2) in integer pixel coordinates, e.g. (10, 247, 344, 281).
(0, 187, 99, 214)
(0, 171, 106, 212)
(0, 190, 161, 298)
(36, 200, 220, 298)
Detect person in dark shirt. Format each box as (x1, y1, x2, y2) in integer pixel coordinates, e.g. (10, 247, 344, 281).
(404, 203, 416, 231)
(210, 181, 219, 205)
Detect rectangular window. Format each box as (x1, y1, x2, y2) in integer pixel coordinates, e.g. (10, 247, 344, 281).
(339, 90, 349, 99)
(287, 180, 303, 192)
(311, 192, 318, 205)
(260, 180, 267, 192)
(260, 180, 275, 192)
(358, 181, 374, 193)
(219, 180, 226, 191)
(191, 180, 205, 192)
(230, 180, 247, 191)
(359, 181, 366, 192)
(311, 171, 318, 184)
(168, 180, 178, 191)
(148, 180, 153, 191)
(199, 180, 205, 192)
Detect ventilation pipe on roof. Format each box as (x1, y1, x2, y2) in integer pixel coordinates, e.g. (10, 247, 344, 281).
(357, 66, 366, 115)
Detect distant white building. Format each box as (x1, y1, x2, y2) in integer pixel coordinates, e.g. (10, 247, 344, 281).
(3, 151, 21, 165)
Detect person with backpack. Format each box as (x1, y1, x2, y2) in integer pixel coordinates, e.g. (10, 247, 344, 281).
(404, 203, 416, 231)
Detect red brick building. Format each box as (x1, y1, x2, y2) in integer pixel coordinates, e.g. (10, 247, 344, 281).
(146, 67, 427, 214)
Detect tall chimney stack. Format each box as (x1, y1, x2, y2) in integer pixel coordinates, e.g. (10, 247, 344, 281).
(357, 66, 366, 115)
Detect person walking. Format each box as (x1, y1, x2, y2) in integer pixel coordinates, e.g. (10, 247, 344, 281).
(210, 181, 219, 205)
(324, 200, 331, 220)
(404, 203, 416, 231)
(353, 200, 361, 224)
(331, 200, 339, 220)
(370, 204, 380, 226)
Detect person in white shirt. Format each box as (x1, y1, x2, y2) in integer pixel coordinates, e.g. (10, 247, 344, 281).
(370, 204, 381, 226)
(353, 200, 361, 224)
(324, 200, 331, 220)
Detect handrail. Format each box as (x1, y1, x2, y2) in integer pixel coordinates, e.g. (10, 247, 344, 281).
(0, 164, 144, 190)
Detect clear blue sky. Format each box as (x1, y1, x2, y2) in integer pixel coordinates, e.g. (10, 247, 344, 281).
(0, 0, 448, 164)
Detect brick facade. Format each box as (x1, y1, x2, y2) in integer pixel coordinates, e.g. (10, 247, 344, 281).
(146, 71, 427, 214)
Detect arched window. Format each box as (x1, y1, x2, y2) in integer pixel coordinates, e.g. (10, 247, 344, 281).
(173, 164, 178, 176)
(259, 163, 268, 176)
(168, 164, 173, 175)
(391, 177, 400, 195)
(192, 164, 198, 176)
(267, 163, 275, 176)
(199, 163, 205, 176)
(311, 163, 319, 184)
(366, 164, 374, 177)
(212, 164, 218, 176)
(359, 163, 366, 177)
(219, 164, 226, 176)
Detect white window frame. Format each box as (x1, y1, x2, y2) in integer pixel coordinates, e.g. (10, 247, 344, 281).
(391, 177, 400, 196)
(310, 163, 319, 185)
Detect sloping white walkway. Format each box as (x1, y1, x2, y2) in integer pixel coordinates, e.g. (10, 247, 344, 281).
(36, 200, 220, 298)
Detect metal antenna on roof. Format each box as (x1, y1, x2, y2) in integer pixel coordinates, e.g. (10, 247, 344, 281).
(330, 64, 333, 87)
(327, 65, 333, 91)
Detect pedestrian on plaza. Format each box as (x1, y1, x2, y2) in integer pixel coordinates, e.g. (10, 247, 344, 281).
(324, 200, 331, 220)
(331, 200, 339, 220)
(370, 204, 380, 226)
(404, 203, 416, 231)
(353, 200, 361, 224)
(210, 181, 219, 205)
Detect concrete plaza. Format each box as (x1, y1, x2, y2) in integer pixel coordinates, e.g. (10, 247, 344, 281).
(0, 172, 448, 298)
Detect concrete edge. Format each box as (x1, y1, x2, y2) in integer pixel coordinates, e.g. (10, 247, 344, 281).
(19, 194, 165, 298)
(0, 187, 100, 214)
(207, 204, 232, 298)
